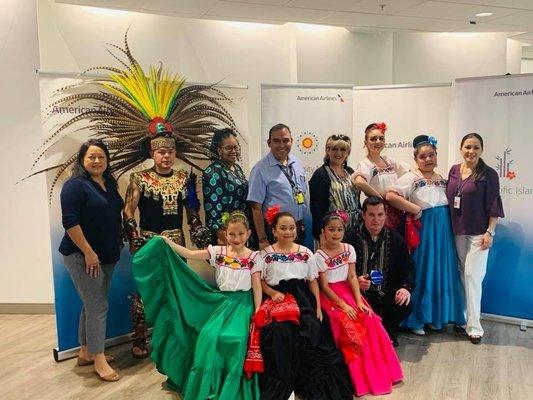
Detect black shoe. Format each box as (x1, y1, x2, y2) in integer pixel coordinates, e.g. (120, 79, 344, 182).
(453, 324, 467, 335)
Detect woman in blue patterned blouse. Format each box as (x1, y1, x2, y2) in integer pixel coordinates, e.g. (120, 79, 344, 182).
(203, 129, 256, 246)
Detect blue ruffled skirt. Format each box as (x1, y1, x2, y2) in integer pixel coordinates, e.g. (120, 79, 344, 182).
(402, 205, 465, 330)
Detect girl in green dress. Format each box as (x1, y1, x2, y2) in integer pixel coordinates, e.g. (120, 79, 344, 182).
(133, 211, 262, 399)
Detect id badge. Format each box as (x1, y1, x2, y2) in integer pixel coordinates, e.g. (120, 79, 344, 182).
(453, 195, 461, 209)
(295, 191, 305, 205)
(369, 270, 383, 285)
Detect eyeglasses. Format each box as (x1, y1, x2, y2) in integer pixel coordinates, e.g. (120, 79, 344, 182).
(331, 134, 350, 142)
(220, 145, 241, 152)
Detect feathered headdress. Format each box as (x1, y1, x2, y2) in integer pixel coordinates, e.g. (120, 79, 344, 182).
(30, 32, 238, 199)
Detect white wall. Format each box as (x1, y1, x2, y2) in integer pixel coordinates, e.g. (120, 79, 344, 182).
(507, 39, 523, 74)
(294, 25, 393, 85)
(0, 0, 525, 304)
(393, 33, 509, 84)
(0, 0, 53, 303)
(521, 59, 533, 73)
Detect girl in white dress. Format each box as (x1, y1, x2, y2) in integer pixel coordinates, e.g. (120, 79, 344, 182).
(133, 211, 262, 399)
(386, 135, 465, 335)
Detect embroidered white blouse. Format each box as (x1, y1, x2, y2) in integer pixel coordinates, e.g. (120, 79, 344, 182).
(255, 245, 319, 286)
(392, 171, 448, 210)
(207, 245, 260, 292)
(353, 156, 409, 194)
(315, 243, 356, 284)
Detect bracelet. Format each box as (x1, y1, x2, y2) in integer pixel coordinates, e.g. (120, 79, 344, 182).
(486, 229, 495, 237)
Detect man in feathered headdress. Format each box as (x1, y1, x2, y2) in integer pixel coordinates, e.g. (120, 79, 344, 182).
(123, 124, 212, 358)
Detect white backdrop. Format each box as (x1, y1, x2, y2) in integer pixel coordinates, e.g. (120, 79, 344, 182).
(352, 84, 453, 174)
(454, 74, 533, 322)
(261, 84, 354, 177)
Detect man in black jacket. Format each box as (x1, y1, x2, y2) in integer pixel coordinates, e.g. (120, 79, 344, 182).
(354, 196, 415, 346)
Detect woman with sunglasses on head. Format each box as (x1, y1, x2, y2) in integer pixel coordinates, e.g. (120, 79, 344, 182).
(353, 122, 409, 229)
(310, 134, 361, 247)
(203, 128, 256, 247)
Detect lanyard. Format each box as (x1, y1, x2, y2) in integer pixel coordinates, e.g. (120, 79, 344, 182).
(456, 165, 472, 196)
(278, 163, 298, 190)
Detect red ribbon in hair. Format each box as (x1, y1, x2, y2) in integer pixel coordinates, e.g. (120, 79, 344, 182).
(374, 122, 387, 134)
(265, 204, 281, 226)
(333, 210, 350, 225)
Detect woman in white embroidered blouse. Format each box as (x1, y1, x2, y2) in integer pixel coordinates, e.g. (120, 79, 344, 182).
(353, 122, 408, 229)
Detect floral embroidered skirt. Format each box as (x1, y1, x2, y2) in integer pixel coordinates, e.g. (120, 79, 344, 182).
(259, 279, 354, 400)
(321, 281, 403, 396)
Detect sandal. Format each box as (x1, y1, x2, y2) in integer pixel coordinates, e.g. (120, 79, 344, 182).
(468, 335, 482, 344)
(77, 354, 115, 366)
(94, 370, 121, 382)
(132, 338, 149, 359)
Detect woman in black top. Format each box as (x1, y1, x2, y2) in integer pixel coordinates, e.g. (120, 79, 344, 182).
(59, 139, 123, 382)
(309, 134, 360, 247)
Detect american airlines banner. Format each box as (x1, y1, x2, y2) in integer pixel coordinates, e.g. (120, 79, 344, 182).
(37, 74, 249, 359)
(454, 74, 533, 322)
(261, 84, 354, 177)
(352, 84, 453, 173)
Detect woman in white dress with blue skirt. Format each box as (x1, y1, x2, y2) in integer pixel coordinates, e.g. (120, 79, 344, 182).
(386, 135, 465, 335)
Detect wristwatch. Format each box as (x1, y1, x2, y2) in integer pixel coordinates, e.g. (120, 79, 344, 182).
(486, 228, 495, 237)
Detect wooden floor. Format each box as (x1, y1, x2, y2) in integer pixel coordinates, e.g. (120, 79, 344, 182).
(0, 315, 531, 400)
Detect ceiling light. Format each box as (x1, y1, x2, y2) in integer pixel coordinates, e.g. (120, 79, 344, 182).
(475, 12, 493, 17)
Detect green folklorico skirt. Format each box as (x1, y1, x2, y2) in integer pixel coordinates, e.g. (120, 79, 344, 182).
(133, 237, 260, 400)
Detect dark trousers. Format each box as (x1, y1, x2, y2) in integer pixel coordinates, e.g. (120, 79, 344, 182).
(265, 219, 305, 246)
(364, 289, 412, 338)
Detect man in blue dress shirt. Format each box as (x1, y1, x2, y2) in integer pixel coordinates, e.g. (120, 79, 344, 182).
(247, 123, 308, 249)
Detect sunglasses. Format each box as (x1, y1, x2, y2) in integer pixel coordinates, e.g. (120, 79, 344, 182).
(331, 134, 350, 141)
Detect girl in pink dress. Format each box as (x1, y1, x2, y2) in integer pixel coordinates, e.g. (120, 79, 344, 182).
(316, 210, 403, 396)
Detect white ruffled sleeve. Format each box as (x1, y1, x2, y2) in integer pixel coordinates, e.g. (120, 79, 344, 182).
(250, 251, 262, 274)
(353, 158, 373, 182)
(392, 172, 416, 199)
(314, 250, 329, 273)
(306, 251, 320, 281)
(347, 244, 357, 264)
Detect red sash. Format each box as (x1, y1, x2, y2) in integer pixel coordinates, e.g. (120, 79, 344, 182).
(243, 294, 300, 378)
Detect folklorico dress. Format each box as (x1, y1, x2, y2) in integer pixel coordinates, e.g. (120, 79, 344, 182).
(255, 245, 354, 400)
(132, 237, 260, 400)
(353, 156, 408, 229)
(393, 172, 466, 330)
(316, 243, 403, 396)
(202, 160, 255, 246)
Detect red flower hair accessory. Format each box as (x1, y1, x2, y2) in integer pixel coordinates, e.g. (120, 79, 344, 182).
(374, 122, 387, 134)
(265, 204, 281, 226)
(334, 210, 350, 225)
